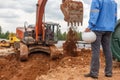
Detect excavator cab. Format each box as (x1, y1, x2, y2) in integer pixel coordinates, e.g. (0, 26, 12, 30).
(44, 22, 60, 45)
(16, 22, 60, 46)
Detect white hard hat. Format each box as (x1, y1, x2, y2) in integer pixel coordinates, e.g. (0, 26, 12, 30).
(82, 31, 96, 43)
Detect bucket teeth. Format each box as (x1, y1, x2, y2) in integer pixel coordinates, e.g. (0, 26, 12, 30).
(61, 0, 83, 26)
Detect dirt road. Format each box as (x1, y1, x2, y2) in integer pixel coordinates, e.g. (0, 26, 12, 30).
(0, 48, 120, 80)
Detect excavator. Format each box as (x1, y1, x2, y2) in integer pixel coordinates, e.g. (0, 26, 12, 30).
(15, 0, 83, 61)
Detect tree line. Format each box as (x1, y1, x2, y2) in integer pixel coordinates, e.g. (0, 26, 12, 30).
(0, 26, 9, 39)
(0, 25, 82, 40)
(57, 29, 82, 40)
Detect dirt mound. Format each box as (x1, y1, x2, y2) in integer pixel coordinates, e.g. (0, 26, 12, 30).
(36, 49, 120, 80)
(0, 53, 51, 80)
(0, 49, 91, 80)
(0, 49, 120, 80)
(0, 53, 20, 80)
(11, 53, 52, 80)
(36, 49, 92, 80)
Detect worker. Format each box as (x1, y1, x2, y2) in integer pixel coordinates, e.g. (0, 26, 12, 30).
(84, 0, 117, 79)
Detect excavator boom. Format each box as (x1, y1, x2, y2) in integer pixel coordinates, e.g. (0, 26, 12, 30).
(35, 0, 47, 41)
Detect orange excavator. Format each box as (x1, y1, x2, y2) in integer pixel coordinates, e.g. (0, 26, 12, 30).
(16, 0, 83, 61)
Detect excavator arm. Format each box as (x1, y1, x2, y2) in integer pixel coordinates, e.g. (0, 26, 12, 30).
(35, 0, 47, 41)
(35, 0, 83, 41)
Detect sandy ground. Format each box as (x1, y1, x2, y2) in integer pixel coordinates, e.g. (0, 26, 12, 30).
(0, 48, 120, 80)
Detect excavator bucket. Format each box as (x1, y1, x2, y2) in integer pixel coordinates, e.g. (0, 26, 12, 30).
(61, 0, 83, 26)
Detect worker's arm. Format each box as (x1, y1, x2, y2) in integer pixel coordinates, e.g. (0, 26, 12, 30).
(88, 0, 102, 29)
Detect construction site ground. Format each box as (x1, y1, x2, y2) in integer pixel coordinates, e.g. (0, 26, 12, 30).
(0, 47, 120, 80)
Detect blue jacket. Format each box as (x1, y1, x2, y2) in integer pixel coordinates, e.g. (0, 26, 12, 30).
(88, 0, 117, 32)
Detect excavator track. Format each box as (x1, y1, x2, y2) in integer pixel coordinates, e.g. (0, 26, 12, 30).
(20, 43, 29, 61)
(19, 42, 61, 61)
(49, 45, 62, 59)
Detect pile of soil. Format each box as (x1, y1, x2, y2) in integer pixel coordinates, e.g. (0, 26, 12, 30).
(36, 49, 120, 80)
(0, 53, 51, 80)
(0, 49, 91, 80)
(0, 53, 20, 80)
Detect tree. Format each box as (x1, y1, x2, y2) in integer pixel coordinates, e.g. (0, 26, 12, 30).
(4, 31, 10, 39)
(0, 26, 10, 39)
(58, 29, 64, 40)
(62, 32, 67, 40)
(0, 26, 2, 35)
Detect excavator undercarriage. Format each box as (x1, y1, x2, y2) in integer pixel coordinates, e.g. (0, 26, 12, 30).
(19, 43, 61, 61)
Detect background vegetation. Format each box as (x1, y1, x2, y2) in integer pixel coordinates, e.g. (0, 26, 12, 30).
(0, 26, 81, 40)
(0, 26, 9, 39)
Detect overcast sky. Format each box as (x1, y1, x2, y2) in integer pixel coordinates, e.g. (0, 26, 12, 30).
(0, 0, 120, 33)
